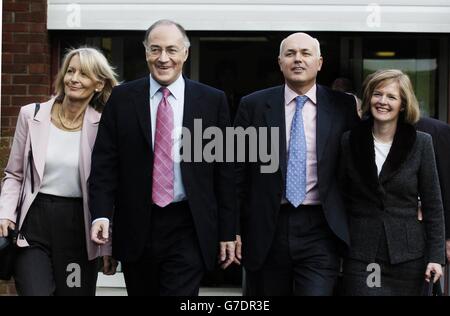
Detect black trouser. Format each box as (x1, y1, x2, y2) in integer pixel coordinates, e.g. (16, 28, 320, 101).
(122, 201, 205, 296)
(246, 204, 340, 296)
(14, 193, 98, 296)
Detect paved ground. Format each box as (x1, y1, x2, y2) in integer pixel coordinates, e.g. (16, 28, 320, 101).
(96, 286, 242, 296)
(96, 272, 243, 296)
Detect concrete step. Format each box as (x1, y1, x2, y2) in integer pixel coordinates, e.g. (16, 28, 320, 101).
(96, 286, 242, 296)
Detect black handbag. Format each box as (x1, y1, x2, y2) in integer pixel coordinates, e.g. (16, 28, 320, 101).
(0, 228, 19, 280)
(422, 272, 443, 296)
(0, 103, 40, 280)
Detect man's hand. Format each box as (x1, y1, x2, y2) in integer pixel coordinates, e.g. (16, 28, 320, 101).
(446, 239, 450, 263)
(234, 235, 242, 265)
(91, 219, 110, 245)
(219, 241, 236, 269)
(0, 219, 15, 237)
(102, 256, 118, 275)
(425, 262, 443, 283)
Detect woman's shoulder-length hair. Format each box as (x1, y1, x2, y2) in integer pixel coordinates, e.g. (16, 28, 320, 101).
(53, 47, 118, 111)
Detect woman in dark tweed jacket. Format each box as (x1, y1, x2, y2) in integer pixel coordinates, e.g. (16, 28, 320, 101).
(340, 69, 445, 296)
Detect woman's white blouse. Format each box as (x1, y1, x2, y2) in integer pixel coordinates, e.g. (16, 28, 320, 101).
(39, 123, 82, 197)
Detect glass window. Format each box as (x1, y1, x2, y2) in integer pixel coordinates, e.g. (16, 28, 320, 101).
(362, 37, 439, 117)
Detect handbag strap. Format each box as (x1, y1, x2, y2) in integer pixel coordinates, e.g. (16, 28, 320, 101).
(427, 271, 443, 296)
(12, 103, 40, 243)
(428, 274, 435, 296)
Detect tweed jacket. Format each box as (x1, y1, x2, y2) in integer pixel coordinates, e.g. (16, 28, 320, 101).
(340, 119, 445, 265)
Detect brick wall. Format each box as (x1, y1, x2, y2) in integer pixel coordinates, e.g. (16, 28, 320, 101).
(1, 0, 51, 296)
(2, 0, 51, 140)
(0, 281, 17, 296)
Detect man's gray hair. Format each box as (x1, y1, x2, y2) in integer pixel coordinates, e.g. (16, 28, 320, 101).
(143, 19, 191, 49)
(279, 35, 321, 58)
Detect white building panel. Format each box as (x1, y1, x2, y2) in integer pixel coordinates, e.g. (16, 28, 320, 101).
(47, 1, 450, 32)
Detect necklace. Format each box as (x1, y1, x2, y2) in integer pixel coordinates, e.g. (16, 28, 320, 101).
(372, 132, 392, 145)
(57, 103, 84, 131)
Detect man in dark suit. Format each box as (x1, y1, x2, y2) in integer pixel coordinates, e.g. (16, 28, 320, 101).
(234, 32, 359, 295)
(89, 19, 236, 296)
(416, 117, 450, 263)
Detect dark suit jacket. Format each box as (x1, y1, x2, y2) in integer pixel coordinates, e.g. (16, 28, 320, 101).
(234, 84, 359, 271)
(89, 77, 236, 270)
(416, 117, 450, 240)
(340, 119, 445, 265)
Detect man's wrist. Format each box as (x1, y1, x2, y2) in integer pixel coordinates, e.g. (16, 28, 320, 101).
(92, 217, 110, 225)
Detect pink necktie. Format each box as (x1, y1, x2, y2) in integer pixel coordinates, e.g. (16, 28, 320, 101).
(152, 87, 174, 207)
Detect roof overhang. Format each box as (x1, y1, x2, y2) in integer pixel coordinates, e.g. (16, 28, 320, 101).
(47, 0, 450, 33)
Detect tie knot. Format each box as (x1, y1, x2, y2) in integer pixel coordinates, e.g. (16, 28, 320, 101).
(296, 95, 308, 109)
(160, 87, 171, 99)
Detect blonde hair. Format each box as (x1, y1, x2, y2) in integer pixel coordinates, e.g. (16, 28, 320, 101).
(361, 69, 420, 124)
(54, 47, 118, 111)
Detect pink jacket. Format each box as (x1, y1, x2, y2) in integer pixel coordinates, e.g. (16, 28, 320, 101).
(0, 98, 111, 260)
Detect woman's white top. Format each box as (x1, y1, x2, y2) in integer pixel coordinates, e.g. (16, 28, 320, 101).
(39, 123, 82, 197)
(373, 134, 393, 176)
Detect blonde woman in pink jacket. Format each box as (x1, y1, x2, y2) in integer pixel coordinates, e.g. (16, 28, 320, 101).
(0, 47, 118, 295)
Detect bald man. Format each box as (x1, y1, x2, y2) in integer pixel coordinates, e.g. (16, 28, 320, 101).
(234, 33, 359, 295)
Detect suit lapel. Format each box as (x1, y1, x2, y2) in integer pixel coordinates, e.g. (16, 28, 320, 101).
(180, 79, 202, 184)
(349, 119, 417, 187)
(28, 99, 54, 182)
(349, 119, 379, 190)
(264, 86, 286, 181)
(133, 77, 152, 148)
(379, 122, 416, 184)
(182, 79, 200, 139)
(80, 106, 101, 182)
(316, 85, 335, 164)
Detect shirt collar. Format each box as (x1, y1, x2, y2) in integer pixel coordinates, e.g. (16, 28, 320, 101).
(284, 84, 317, 106)
(149, 74, 185, 100)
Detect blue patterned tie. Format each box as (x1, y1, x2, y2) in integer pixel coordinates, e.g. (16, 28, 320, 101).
(286, 95, 308, 208)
